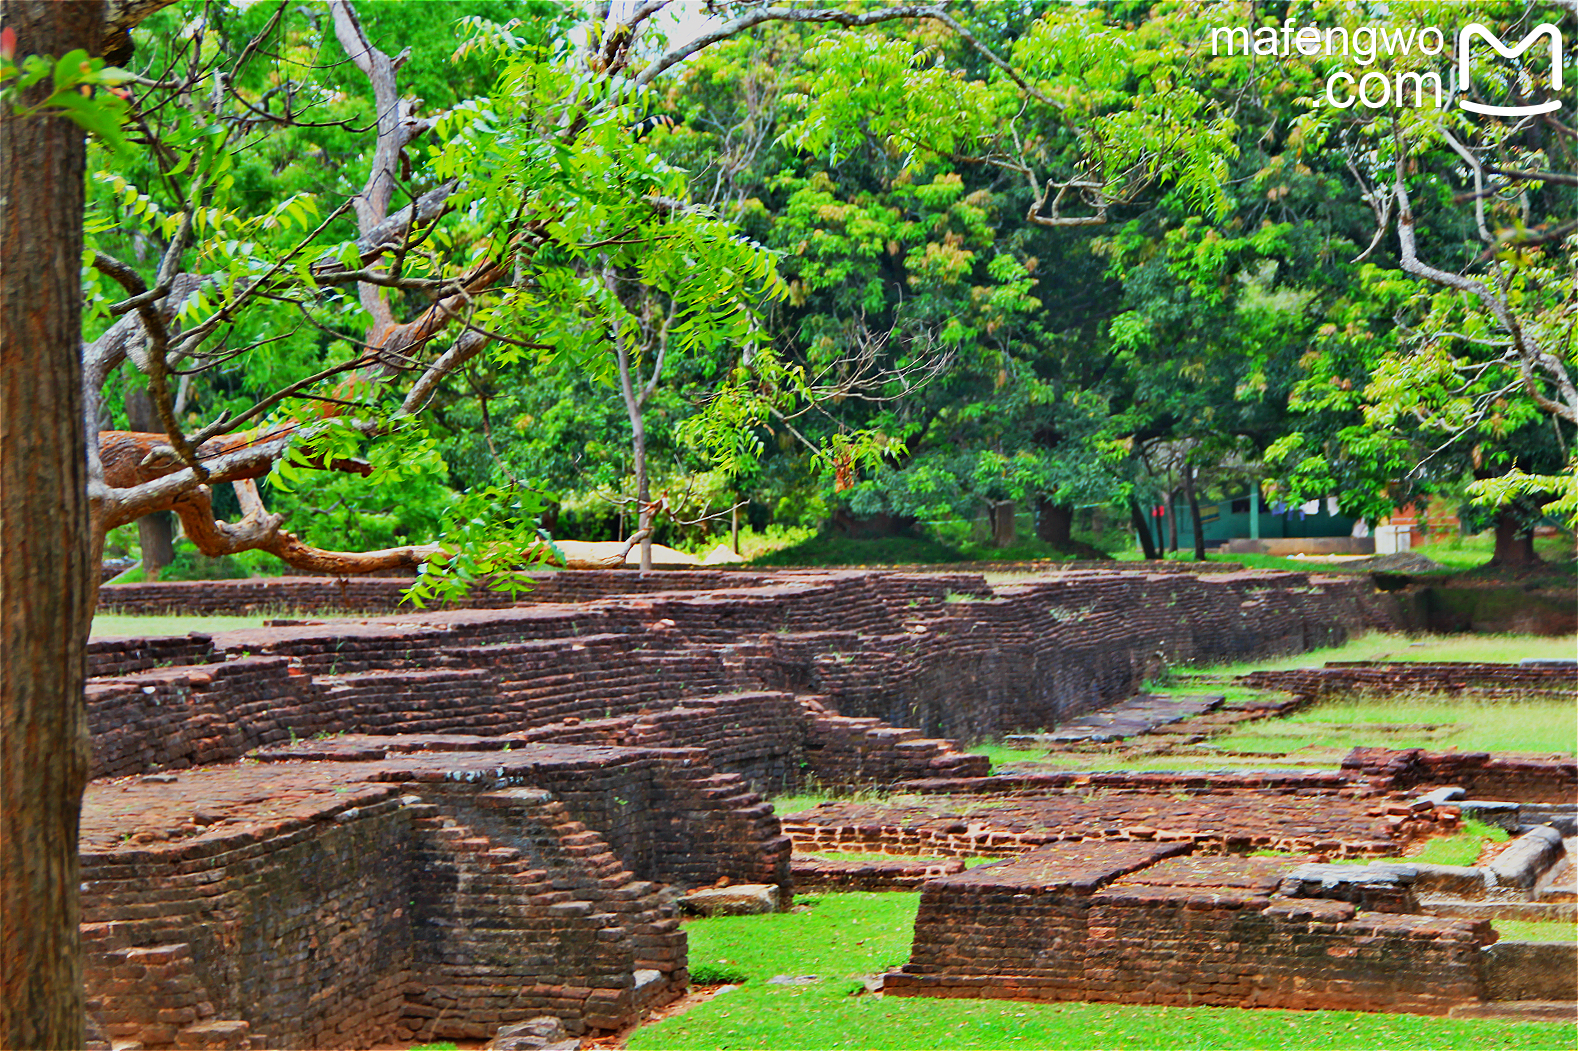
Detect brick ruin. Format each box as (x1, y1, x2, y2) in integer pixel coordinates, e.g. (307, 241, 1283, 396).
(76, 568, 1573, 1046)
(883, 845, 1494, 1013)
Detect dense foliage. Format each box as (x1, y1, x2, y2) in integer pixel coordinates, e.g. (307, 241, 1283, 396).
(68, 0, 1578, 571)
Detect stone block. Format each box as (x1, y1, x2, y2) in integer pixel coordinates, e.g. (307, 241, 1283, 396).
(678, 884, 781, 916)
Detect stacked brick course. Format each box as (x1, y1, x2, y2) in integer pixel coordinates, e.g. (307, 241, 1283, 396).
(96, 570, 752, 617)
(1236, 661, 1577, 702)
(1341, 747, 1577, 804)
(91, 570, 1381, 750)
(780, 787, 1455, 860)
(80, 567, 1477, 1041)
(792, 853, 968, 892)
(885, 844, 1494, 1014)
(78, 755, 723, 1047)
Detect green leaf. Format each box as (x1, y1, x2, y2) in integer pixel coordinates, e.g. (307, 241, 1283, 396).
(52, 91, 129, 159)
(53, 49, 88, 92)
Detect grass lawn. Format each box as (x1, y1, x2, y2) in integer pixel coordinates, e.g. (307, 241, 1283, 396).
(748, 533, 969, 567)
(1412, 533, 1576, 571)
(973, 746, 1346, 774)
(628, 893, 1574, 1050)
(91, 612, 283, 637)
(1213, 697, 1576, 757)
(1108, 533, 1574, 573)
(799, 852, 1003, 868)
(1494, 919, 1578, 943)
(1178, 632, 1577, 674)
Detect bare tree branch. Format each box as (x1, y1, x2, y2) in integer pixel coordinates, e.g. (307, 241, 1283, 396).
(1438, 126, 1493, 243)
(1392, 157, 1578, 425)
(635, 3, 945, 86)
(1485, 166, 1578, 187)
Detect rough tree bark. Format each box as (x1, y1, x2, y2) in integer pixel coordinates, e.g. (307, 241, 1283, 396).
(989, 500, 1016, 548)
(1127, 495, 1160, 560)
(613, 306, 655, 572)
(1166, 486, 1179, 553)
(1034, 499, 1072, 548)
(122, 387, 174, 577)
(1, 5, 102, 1046)
(1182, 466, 1207, 562)
(1488, 507, 1543, 567)
(1034, 497, 1110, 560)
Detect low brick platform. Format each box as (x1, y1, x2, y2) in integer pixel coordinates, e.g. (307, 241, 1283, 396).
(885, 843, 1495, 1014)
(81, 747, 784, 1047)
(1342, 747, 1578, 804)
(1237, 661, 1577, 702)
(781, 787, 1456, 859)
(792, 853, 968, 891)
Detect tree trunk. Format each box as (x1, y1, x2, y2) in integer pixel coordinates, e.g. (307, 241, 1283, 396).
(1, 3, 102, 1046)
(1182, 466, 1207, 562)
(1036, 499, 1073, 547)
(635, 440, 652, 572)
(1488, 507, 1542, 567)
(1128, 496, 1160, 560)
(989, 500, 1016, 547)
(1166, 486, 1179, 553)
(122, 387, 174, 577)
(612, 311, 652, 572)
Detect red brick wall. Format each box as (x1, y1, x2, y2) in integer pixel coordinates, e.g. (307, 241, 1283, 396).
(79, 774, 697, 1048)
(1237, 662, 1576, 702)
(1342, 747, 1577, 804)
(886, 846, 1492, 1014)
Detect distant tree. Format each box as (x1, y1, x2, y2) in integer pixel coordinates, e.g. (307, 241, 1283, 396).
(1266, 1, 1575, 564)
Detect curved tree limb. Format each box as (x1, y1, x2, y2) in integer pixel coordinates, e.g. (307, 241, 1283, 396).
(1392, 158, 1578, 425)
(634, 3, 946, 86)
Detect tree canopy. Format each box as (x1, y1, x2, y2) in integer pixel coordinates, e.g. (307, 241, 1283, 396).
(3, 2, 1575, 1044)
(11, 0, 1566, 583)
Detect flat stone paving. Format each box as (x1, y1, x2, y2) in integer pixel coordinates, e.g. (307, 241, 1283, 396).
(1108, 854, 1293, 893)
(938, 841, 1189, 890)
(81, 744, 662, 853)
(781, 790, 1443, 855)
(1005, 693, 1226, 746)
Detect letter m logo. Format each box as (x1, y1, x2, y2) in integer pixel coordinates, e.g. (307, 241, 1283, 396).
(1458, 23, 1565, 115)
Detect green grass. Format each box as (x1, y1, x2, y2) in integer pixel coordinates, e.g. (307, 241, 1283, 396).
(726, 524, 819, 562)
(1413, 532, 1576, 571)
(1112, 550, 1319, 573)
(632, 987, 1575, 1050)
(1330, 820, 1512, 868)
(1411, 821, 1509, 866)
(630, 893, 1573, 1050)
(1494, 919, 1578, 943)
(980, 747, 1347, 773)
(748, 533, 969, 567)
(952, 536, 1109, 563)
(91, 613, 286, 637)
(1106, 532, 1575, 574)
(681, 892, 920, 983)
(769, 793, 832, 817)
(1214, 697, 1576, 756)
(768, 787, 920, 818)
(800, 852, 1003, 868)
(1179, 632, 1577, 675)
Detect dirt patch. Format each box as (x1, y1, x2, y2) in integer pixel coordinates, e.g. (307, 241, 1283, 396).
(582, 983, 740, 1050)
